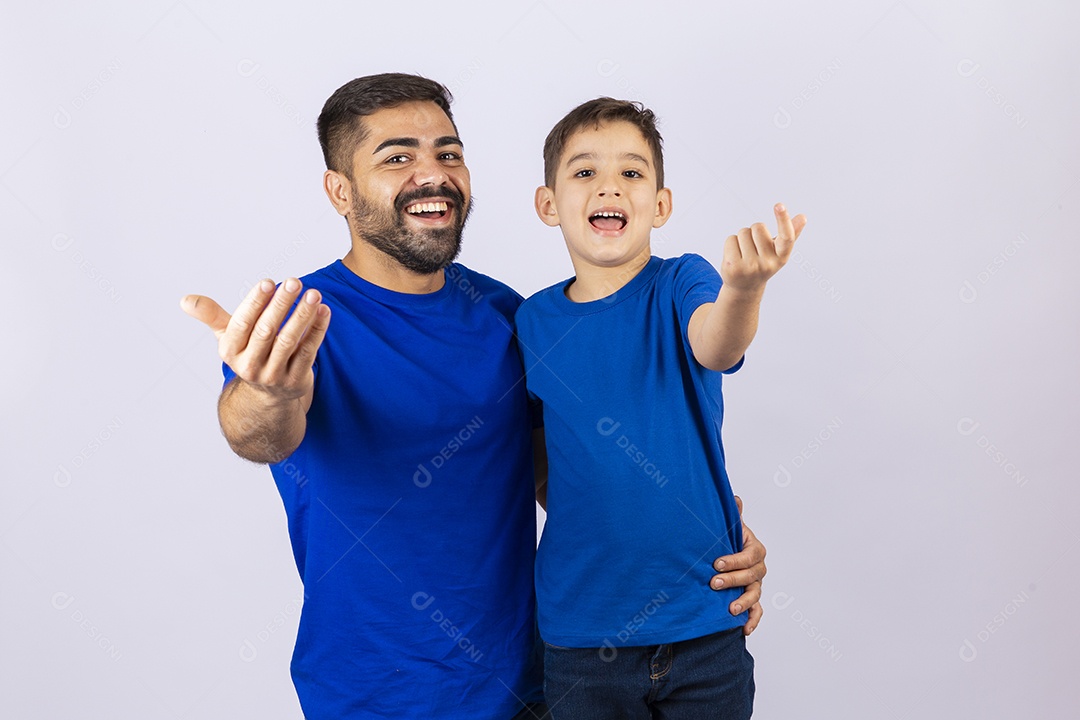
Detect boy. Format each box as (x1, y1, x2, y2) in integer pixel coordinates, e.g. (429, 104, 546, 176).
(515, 98, 807, 718)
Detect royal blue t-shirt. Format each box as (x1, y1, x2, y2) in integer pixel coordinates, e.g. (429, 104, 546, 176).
(515, 254, 748, 648)
(223, 260, 542, 719)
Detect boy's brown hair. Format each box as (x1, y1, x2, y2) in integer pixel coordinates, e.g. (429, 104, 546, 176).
(542, 97, 665, 190)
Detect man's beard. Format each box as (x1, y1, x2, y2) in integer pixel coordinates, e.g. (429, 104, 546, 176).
(349, 184, 471, 275)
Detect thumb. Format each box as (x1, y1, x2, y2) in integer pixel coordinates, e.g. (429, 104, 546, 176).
(180, 294, 232, 339)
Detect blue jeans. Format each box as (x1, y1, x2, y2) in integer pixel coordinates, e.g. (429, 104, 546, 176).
(542, 627, 754, 719)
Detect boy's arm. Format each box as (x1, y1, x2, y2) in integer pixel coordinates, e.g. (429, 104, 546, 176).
(533, 427, 548, 511)
(688, 204, 807, 370)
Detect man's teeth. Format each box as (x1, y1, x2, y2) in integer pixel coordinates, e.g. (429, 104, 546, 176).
(406, 201, 449, 214)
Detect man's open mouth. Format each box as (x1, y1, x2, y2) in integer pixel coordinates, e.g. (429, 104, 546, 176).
(405, 201, 452, 220)
(589, 210, 627, 231)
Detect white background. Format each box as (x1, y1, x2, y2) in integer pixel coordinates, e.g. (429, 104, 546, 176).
(3, 1, 1078, 717)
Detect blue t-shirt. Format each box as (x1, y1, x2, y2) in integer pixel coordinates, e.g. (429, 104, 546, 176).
(515, 254, 748, 648)
(223, 260, 542, 719)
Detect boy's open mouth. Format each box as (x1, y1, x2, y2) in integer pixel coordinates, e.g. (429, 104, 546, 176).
(405, 200, 452, 221)
(589, 210, 627, 231)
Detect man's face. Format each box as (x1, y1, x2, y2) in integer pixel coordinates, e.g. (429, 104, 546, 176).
(347, 101, 472, 274)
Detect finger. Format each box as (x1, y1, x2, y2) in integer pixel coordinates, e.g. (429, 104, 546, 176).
(727, 580, 762, 616)
(180, 295, 232, 340)
(773, 203, 797, 259)
(750, 222, 778, 261)
(743, 602, 763, 636)
(269, 289, 328, 372)
(710, 566, 762, 591)
(219, 280, 276, 357)
(244, 278, 305, 362)
(734, 494, 744, 516)
(792, 213, 808, 241)
(737, 227, 758, 259)
(267, 288, 322, 369)
(723, 234, 741, 263)
(289, 302, 331, 375)
(713, 531, 766, 572)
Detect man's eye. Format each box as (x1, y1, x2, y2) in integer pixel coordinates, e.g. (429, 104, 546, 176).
(386, 155, 409, 164)
(574, 169, 594, 178)
(439, 152, 462, 162)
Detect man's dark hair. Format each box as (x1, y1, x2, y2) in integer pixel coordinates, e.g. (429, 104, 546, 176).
(317, 73, 456, 178)
(542, 97, 665, 190)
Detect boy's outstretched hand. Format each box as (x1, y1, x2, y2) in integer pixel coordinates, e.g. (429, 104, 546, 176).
(720, 203, 808, 293)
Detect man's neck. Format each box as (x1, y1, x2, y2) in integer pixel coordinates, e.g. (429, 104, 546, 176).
(341, 242, 445, 294)
(565, 246, 652, 303)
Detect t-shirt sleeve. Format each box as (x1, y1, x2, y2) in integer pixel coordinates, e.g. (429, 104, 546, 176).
(673, 253, 744, 374)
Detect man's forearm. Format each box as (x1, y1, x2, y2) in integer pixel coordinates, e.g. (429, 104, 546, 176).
(218, 378, 308, 464)
(691, 286, 765, 372)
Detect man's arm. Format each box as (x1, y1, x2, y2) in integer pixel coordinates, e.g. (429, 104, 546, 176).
(533, 427, 548, 511)
(181, 277, 330, 464)
(688, 203, 807, 370)
(711, 496, 768, 635)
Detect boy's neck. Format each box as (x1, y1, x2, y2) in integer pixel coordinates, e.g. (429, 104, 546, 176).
(565, 246, 653, 303)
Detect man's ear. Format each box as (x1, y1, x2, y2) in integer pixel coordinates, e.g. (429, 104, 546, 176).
(534, 186, 561, 227)
(653, 187, 673, 229)
(324, 170, 351, 217)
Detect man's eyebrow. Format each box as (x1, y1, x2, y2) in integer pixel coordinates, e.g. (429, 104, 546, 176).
(373, 137, 419, 154)
(372, 136, 464, 154)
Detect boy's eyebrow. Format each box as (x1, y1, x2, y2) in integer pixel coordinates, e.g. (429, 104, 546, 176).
(564, 151, 651, 166)
(372, 136, 464, 154)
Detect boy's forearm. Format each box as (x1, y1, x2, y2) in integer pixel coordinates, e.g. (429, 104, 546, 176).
(218, 378, 308, 464)
(690, 286, 766, 372)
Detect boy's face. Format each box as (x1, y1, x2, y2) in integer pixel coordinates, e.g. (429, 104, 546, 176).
(535, 120, 671, 273)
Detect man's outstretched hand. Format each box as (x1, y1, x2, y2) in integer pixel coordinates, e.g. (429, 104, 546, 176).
(711, 495, 767, 636)
(180, 278, 330, 402)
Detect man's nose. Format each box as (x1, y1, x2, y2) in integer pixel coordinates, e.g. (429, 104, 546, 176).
(413, 154, 449, 187)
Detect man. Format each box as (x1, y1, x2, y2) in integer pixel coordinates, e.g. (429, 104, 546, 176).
(181, 73, 767, 720)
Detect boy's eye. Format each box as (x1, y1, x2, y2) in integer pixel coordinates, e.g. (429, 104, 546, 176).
(573, 168, 594, 178)
(623, 170, 643, 179)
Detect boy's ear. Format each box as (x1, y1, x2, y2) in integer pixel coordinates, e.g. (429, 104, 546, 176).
(534, 186, 561, 227)
(652, 187, 673, 228)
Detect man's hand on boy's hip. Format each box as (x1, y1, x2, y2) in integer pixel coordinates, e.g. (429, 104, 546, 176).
(710, 495, 767, 636)
(720, 202, 808, 294)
